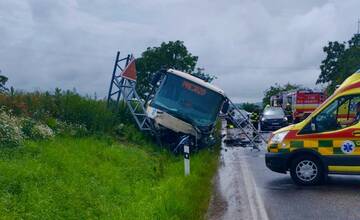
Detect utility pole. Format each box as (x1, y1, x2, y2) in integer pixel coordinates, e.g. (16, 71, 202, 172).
(357, 19, 360, 35)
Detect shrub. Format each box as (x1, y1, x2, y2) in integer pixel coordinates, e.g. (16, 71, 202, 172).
(0, 109, 23, 147)
(20, 118, 54, 140)
(0, 90, 131, 135)
(114, 123, 149, 145)
(113, 123, 125, 137)
(33, 118, 87, 138)
(20, 118, 36, 138)
(45, 117, 57, 130)
(31, 123, 54, 139)
(57, 121, 88, 137)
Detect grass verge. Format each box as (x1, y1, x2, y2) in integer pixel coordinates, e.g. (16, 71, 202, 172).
(0, 136, 219, 219)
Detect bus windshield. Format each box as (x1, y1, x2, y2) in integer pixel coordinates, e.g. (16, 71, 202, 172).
(151, 73, 224, 127)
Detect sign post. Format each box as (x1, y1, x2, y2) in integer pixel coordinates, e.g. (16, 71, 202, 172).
(184, 145, 190, 176)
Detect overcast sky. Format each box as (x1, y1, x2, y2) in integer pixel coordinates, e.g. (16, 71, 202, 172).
(1, 0, 359, 102)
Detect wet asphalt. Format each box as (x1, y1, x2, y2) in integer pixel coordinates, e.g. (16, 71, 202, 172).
(207, 127, 360, 220)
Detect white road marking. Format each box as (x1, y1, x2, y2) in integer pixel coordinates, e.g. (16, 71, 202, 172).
(239, 157, 269, 220)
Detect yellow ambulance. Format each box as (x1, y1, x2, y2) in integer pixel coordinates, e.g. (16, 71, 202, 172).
(266, 69, 360, 185)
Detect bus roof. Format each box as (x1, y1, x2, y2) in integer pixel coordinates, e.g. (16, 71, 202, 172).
(167, 69, 225, 96)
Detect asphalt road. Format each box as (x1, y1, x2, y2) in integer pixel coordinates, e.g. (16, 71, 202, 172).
(207, 127, 360, 220)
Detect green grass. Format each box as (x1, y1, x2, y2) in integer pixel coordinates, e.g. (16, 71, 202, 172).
(0, 136, 219, 219)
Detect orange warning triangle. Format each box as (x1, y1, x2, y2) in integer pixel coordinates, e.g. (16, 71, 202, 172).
(122, 58, 137, 81)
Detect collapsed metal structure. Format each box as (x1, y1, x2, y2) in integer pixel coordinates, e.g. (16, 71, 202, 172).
(107, 51, 152, 131)
(107, 51, 265, 152)
(223, 99, 264, 149)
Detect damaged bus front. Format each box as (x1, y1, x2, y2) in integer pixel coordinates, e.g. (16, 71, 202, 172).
(146, 69, 227, 147)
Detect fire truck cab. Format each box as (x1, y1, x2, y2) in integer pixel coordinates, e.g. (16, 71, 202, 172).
(271, 90, 326, 123)
(266, 69, 360, 185)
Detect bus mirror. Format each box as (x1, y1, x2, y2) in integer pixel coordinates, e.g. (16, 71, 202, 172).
(151, 71, 163, 87)
(221, 100, 229, 114)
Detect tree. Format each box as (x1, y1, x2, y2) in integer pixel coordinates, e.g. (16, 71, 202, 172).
(317, 34, 360, 94)
(136, 41, 215, 97)
(241, 102, 261, 113)
(192, 67, 216, 83)
(262, 83, 300, 107)
(0, 70, 9, 93)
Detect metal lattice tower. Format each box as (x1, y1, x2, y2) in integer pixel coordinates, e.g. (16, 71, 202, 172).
(107, 51, 152, 131)
(225, 99, 266, 150)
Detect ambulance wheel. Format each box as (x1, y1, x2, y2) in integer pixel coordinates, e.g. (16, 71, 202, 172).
(290, 155, 325, 186)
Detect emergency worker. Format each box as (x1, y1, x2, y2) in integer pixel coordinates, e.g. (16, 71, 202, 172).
(251, 112, 259, 129)
(284, 103, 293, 123)
(226, 109, 235, 128)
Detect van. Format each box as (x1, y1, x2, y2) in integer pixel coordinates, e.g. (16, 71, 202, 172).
(265, 69, 360, 185)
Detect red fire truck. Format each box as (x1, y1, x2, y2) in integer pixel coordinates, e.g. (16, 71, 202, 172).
(270, 90, 326, 123)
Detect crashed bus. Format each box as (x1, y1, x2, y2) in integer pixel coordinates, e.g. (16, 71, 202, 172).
(146, 69, 227, 149)
(108, 52, 263, 152)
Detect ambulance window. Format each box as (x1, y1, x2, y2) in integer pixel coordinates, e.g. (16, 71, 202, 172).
(349, 96, 360, 117)
(300, 95, 360, 134)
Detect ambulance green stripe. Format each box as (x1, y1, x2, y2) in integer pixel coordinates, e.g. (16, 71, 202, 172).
(290, 141, 304, 148)
(270, 144, 278, 148)
(318, 140, 333, 147)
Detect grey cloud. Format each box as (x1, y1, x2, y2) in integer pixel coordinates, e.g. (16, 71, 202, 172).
(1, 0, 359, 102)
